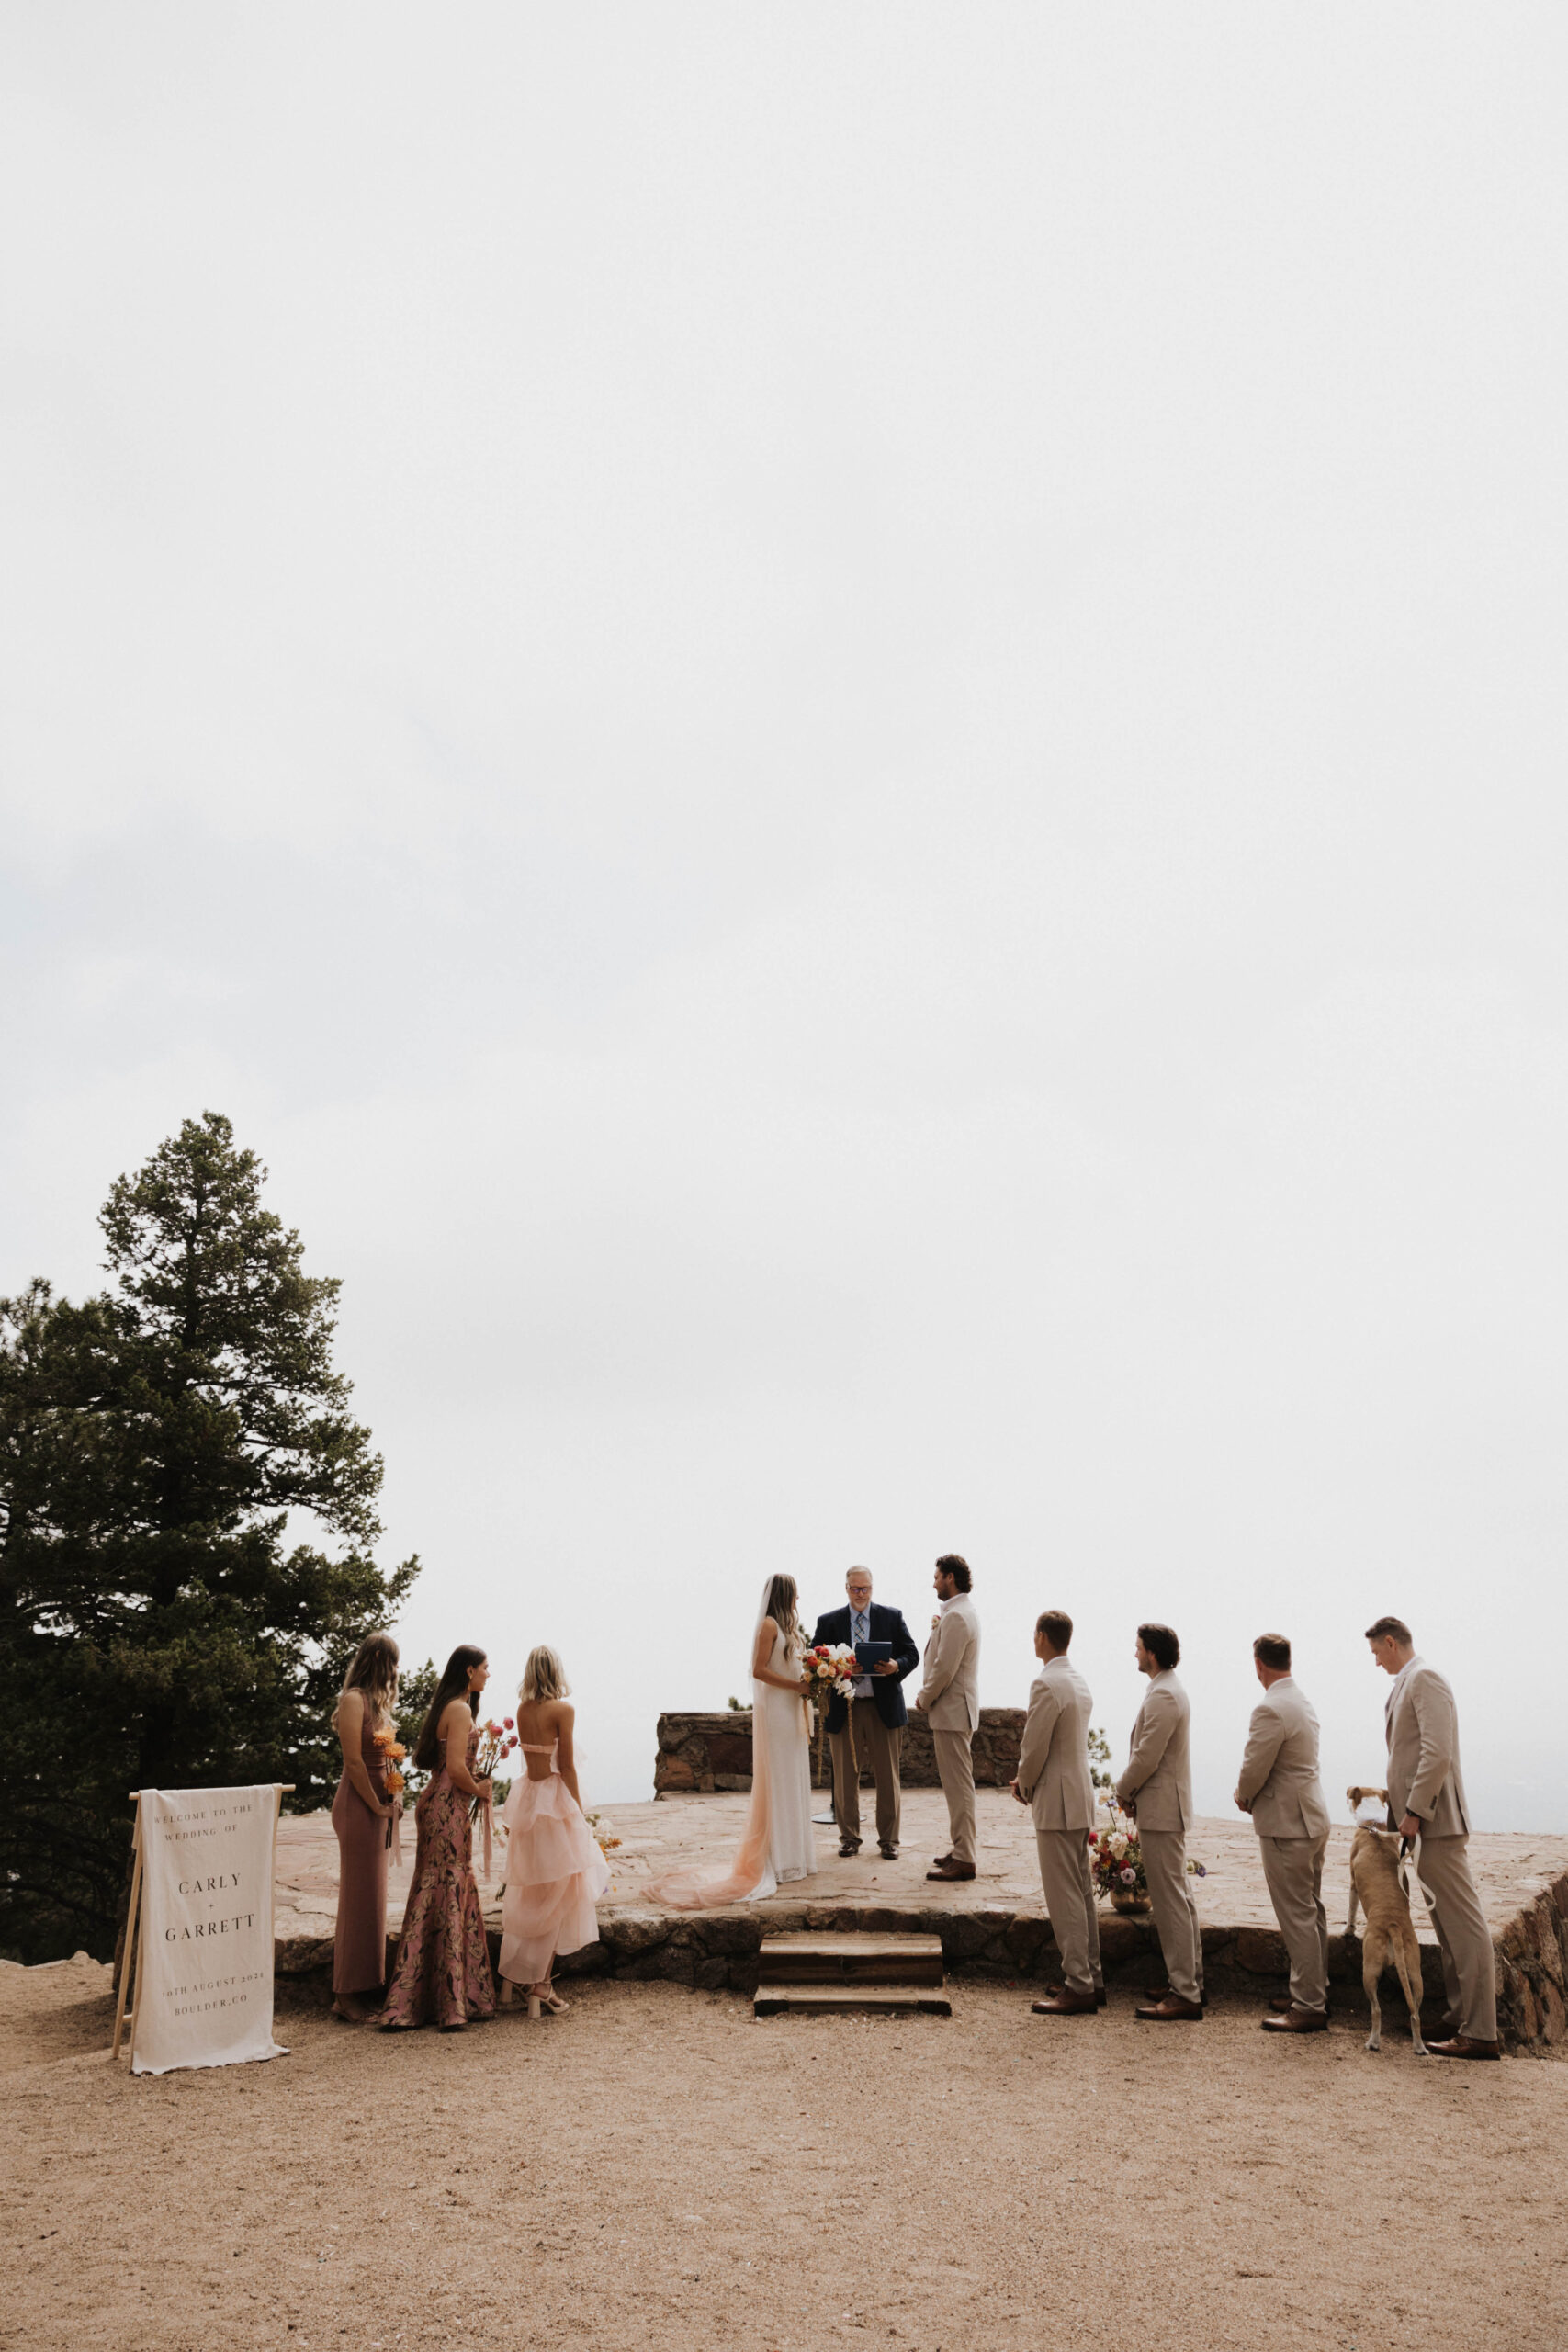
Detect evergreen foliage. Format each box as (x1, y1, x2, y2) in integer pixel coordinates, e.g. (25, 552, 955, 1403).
(0, 1113, 418, 1962)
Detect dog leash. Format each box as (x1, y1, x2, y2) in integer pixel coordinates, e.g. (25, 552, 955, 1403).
(1397, 1828, 1438, 1922)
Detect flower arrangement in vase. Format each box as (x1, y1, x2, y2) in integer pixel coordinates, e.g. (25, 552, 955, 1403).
(1089, 1804, 1206, 1913)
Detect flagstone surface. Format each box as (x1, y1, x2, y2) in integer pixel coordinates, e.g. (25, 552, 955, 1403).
(275, 1788, 1568, 1951)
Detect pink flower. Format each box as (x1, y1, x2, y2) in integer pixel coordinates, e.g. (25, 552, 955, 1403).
(503, 1716, 514, 1729)
(1087, 1830, 1098, 1845)
(1120, 1867, 1136, 1886)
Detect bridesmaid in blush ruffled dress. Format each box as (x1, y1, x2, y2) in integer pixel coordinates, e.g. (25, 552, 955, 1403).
(376, 1645, 497, 2033)
(498, 1646, 609, 2018)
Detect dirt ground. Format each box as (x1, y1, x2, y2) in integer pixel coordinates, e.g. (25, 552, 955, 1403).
(4, 1957, 1565, 2352)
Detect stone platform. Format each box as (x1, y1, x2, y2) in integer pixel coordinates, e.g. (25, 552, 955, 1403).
(275, 1790, 1568, 2053)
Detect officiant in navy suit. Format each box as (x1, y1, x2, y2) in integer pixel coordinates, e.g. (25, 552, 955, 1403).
(810, 1567, 920, 1860)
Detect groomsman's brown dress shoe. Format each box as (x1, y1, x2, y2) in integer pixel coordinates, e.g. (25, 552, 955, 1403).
(1428, 2034, 1501, 2060)
(839, 1838, 861, 1858)
(1260, 2004, 1328, 2034)
(1266, 1992, 1333, 2019)
(925, 1857, 976, 1881)
(1134, 1993, 1204, 2021)
(879, 1843, 898, 1860)
(1031, 1990, 1098, 2015)
(1042, 1980, 1108, 2008)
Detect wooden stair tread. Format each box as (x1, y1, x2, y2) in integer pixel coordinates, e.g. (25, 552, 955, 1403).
(760, 1933, 942, 1958)
(760, 1955, 942, 1984)
(754, 1981, 952, 2016)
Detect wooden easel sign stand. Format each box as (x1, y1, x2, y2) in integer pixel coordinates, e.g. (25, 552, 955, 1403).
(112, 1783, 293, 2075)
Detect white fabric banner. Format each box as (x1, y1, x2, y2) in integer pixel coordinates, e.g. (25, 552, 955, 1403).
(131, 1785, 288, 2076)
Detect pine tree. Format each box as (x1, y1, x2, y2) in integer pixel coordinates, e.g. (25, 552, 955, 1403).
(0, 1113, 418, 1962)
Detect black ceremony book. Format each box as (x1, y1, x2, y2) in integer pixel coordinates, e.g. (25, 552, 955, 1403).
(854, 1641, 893, 1669)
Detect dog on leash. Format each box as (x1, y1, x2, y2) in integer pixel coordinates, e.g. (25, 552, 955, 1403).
(1345, 1785, 1427, 2056)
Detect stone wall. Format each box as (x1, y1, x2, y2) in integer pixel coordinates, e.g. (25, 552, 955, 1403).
(653, 1708, 1025, 1796)
(542, 1884, 1568, 2052)
(275, 1871, 1568, 2054)
(1495, 1875, 1568, 2051)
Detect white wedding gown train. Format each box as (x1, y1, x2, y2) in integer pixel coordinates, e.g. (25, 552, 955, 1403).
(653, 1624, 817, 1907)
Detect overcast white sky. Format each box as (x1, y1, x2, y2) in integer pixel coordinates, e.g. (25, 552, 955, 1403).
(5, 9, 1566, 1823)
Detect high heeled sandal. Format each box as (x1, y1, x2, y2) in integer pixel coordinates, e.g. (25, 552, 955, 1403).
(529, 1984, 569, 2018)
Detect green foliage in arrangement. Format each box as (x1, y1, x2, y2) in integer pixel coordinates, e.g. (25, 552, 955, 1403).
(1088, 1724, 1113, 1792)
(0, 1113, 419, 1962)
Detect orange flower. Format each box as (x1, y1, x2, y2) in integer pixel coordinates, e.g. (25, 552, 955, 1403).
(371, 1728, 393, 1749)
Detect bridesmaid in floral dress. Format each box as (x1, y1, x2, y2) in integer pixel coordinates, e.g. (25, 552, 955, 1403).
(377, 1645, 496, 2032)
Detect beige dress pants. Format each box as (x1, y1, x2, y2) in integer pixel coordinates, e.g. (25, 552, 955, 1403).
(931, 1726, 977, 1867)
(1140, 1826, 1203, 2005)
(829, 1701, 902, 1850)
(1033, 1823, 1102, 1996)
(1258, 1830, 1330, 2015)
(1415, 1834, 1498, 2041)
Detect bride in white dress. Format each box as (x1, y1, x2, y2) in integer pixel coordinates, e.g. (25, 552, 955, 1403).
(652, 1574, 818, 1907)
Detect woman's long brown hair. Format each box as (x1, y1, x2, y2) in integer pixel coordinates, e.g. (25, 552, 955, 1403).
(412, 1645, 487, 1772)
(339, 1632, 400, 1725)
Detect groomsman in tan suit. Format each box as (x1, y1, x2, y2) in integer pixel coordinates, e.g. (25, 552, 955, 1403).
(1117, 1623, 1204, 2021)
(915, 1555, 981, 1882)
(1011, 1611, 1103, 2015)
(1233, 1633, 1332, 2035)
(1369, 1614, 1499, 2058)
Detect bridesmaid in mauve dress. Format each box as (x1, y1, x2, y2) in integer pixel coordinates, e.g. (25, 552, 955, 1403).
(377, 1645, 496, 2033)
(330, 1633, 401, 2023)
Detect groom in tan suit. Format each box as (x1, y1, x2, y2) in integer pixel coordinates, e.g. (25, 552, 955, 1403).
(915, 1555, 980, 1882)
(1234, 1633, 1332, 2034)
(1012, 1610, 1103, 2015)
(1117, 1623, 1204, 2022)
(1370, 1614, 1499, 2058)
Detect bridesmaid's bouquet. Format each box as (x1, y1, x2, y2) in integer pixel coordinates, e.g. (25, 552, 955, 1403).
(471, 1716, 518, 1818)
(371, 1727, 409, 1850)
(370, 1725, 408, 1793)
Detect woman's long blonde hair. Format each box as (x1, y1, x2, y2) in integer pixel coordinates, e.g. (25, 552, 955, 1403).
(762, 1574, 800, 1659)
(520, 1645, 570, 1705)
(339, 1632, 400, 1725)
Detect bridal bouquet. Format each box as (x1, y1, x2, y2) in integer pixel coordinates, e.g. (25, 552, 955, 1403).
(1089, 1806, 1207, 1906)
(802, 1643, 860, 1698)
(801, 1643, 860, 1781)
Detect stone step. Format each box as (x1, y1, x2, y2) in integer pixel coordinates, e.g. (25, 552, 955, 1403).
(754, 1980, 953, 2017)
(757, 1932, 945, 1985)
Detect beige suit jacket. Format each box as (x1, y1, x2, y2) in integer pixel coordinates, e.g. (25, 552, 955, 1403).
(1385, 1657, 1470, 1835)
(1235, 1677, 1330, 1838)
(1014, 1656, 1095, 1830)
(919, 1595, 980, 1733)
(1115, 1669, 1192, 1833)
